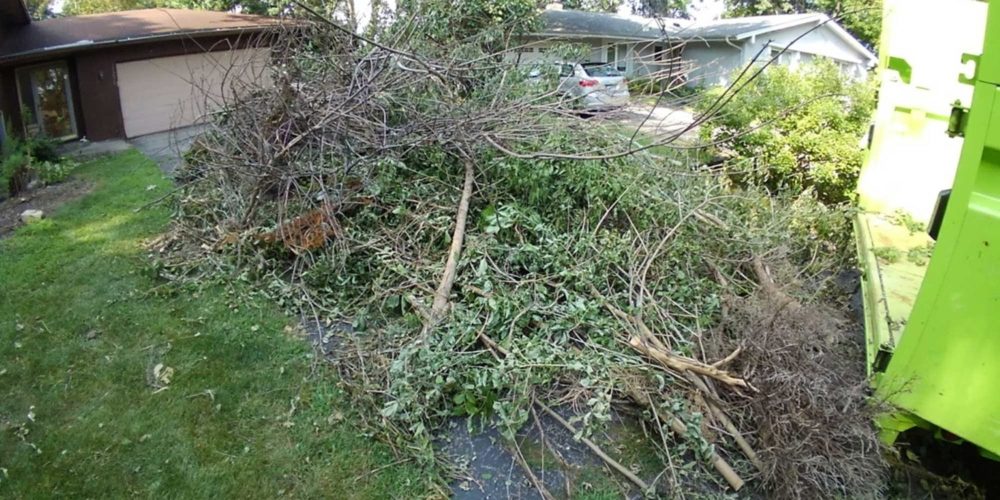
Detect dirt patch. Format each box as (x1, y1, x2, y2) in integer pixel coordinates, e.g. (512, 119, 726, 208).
(0, 178, 94, 237)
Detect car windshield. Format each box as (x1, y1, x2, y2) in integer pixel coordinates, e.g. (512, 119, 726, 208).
(582, 63, 623, 77)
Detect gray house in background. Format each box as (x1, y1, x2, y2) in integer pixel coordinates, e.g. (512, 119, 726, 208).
(517, 7, 689, 82)
(681, 13, 877, 87)
(518, 4, 876, 88)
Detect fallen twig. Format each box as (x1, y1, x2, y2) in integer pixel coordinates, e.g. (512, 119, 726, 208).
(535, 399, 652, 495)
(686, 373, 763, 472)
(711, 347, 742, 368)
(509, 434, 556, 500)
(629, 336, 753, 390)
(627, 388, 745, 491)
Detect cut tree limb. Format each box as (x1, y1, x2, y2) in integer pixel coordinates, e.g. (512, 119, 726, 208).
(591, 286, 753, 390)
(686, 373, 764, 472)
(629, 337, 754, 390)
(536, 399, 652, 495)
(430, 157, 475, 322)
(627, 388, 746, 491)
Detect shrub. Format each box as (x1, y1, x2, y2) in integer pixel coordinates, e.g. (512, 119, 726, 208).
(1, 149, 31, 197)
(34, 159, 76, 185)
(25, 136, 61, 163)
(0, 134, 75, 197)
(627, 76, 694, 97)
(628, 76, 662, 95)
(698, 59, 876, 205)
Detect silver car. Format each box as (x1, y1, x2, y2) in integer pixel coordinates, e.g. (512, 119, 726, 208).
(555, 62, 630, 111)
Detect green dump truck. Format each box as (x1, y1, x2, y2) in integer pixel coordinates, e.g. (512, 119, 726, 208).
(856, 0, 1000, 459)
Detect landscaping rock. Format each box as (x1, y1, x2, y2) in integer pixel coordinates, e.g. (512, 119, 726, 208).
(20, 209, 44, 224)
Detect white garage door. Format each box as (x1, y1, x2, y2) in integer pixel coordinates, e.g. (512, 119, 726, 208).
(116, 48, 271, 138)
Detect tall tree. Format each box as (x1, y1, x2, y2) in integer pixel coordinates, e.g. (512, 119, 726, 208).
(23, 0, 54, 18)
(61, 0, 282, 15)
(726, 0, 882, 49)
(555, 0, 694, 17)
(399, 0, 540, 50)
(630, 0, 691, 18)
(559, 0, 619, 13)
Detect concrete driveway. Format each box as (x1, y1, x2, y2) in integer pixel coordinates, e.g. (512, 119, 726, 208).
(615, 99, 699, 143)
(129, 125, 206, 175)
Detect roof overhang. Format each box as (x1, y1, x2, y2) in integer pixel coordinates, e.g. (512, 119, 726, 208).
(731, 14, 825, 41)
(533, 10, 876, 66)
(528, 31, 664, 42)
(0, 0, 31, 27)
(722, 14, 875, 66)
(0, 9, 292, 66)
(819, 18, 878, 66)
(673, 14, 876, 67)
(0, 26, 277, 65)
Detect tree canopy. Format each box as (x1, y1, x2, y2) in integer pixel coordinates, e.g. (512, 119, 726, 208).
(23, 0, 54, 19)
(55, 0, 880, 50)
(61, 0, 280, 16)
(557, 0, 882, 46)
(725, 0, 882, 49)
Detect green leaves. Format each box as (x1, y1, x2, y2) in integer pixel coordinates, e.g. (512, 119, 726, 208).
(699, 59, 876, 205)
(397, 0, 540, 51)
(480, 204, 518, 234)
(726, 0, 883, 49)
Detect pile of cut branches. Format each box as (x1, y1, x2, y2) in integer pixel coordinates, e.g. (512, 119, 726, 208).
(157, 11, 885, 498)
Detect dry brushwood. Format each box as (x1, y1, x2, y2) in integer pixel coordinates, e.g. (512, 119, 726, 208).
(596, 290, 752, 390)
(685, 372, 764, 472)
(706, 261, 888, 499)
(158, 7, 884, 498)
(259, 202, 342, 252)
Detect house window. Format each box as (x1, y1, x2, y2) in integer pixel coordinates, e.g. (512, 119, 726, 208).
(769, 46, 783, 63)
(768, 47, 803, 66)
(15, 61, 78, 140)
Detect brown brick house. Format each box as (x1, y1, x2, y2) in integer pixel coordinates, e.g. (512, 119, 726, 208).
(0, 1, 281, 141)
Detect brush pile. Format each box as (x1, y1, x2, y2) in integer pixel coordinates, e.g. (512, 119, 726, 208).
(158, 11, 886, 498)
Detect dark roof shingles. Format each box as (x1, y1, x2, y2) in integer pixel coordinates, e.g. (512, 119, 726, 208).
(539, 9, 680, 40)
(0, 8, 281, 62)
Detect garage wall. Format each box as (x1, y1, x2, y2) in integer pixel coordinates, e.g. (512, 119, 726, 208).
(73, 33, 270, 141)
(117, 48, 270, 138)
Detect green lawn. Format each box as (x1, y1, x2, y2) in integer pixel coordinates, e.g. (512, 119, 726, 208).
(0, 150, 427, 498)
